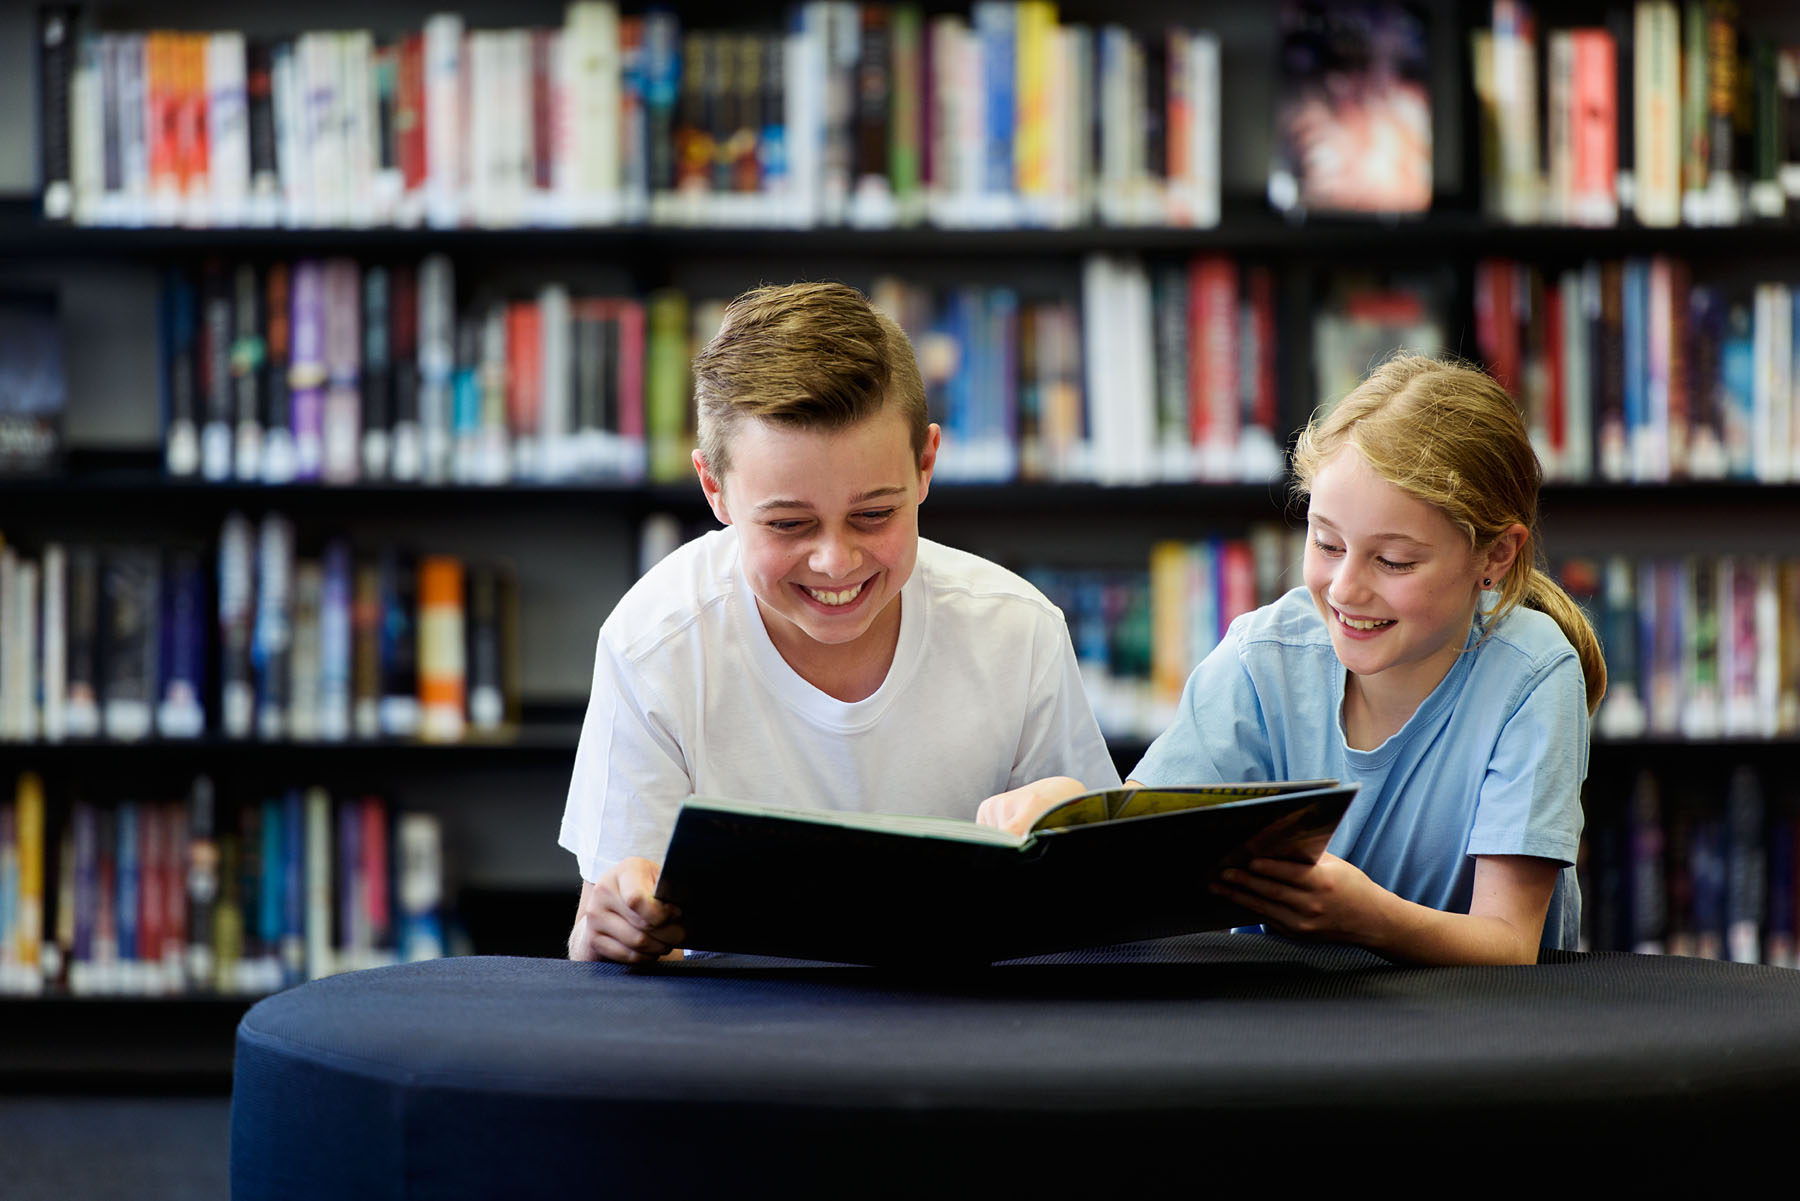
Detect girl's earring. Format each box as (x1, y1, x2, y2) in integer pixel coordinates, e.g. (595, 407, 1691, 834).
(1482, 577, 1493, 588)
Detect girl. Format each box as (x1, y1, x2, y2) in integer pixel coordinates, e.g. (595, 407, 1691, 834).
(979, 354, 1606, 965)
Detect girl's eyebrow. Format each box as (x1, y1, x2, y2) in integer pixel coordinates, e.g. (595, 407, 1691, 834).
(1309, 513, 1434, 552)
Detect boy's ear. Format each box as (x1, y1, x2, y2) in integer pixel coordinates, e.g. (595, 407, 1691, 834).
(693, 449, 731, 524)
(917, 423, 942, 501)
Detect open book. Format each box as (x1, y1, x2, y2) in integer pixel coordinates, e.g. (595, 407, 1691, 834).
(654, 779, 1358, 965)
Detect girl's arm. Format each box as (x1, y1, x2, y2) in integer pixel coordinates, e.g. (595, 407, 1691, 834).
(1213, 851, 1559, 966)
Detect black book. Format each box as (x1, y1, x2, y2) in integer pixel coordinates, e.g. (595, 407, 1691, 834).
(161, 270, 201, 477)
(657, 780, 1357, 964)
(232, 263, 265, 481)
(37, 6, 78, 222)
(377, 549, 418, 737)
(262, 262, 294, 483)
(100, 547, 160, 742)
(0, 290, 66, 476)
(388, 263, 420, 481)
(64, 545, 100, 738)
(246, 40, 279, 217)
(362, 265, 392, 481)
(201, 260, 234, 481)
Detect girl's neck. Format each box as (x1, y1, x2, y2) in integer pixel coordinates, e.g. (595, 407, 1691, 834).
(1341, 651, 1459, 750)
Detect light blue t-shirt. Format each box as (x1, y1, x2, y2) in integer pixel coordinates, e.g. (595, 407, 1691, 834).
(1132, 586, 1588, 950)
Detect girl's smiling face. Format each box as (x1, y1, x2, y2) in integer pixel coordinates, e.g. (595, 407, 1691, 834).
(1302, 447, 1496, 709)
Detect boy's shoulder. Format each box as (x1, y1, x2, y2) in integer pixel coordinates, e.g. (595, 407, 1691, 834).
(602, 527, 741, 660)
(914, 538, 1061, 617)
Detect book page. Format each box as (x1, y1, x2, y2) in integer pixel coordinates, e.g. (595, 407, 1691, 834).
(685, 796, 1028, 846)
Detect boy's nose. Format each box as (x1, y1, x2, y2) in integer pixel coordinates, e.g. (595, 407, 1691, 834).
(809, 532, 862, 580)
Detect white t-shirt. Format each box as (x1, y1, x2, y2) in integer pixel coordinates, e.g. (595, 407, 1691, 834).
(559, 528, 1120, 883)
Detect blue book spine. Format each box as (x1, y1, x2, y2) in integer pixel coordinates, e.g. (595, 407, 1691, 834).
(116, 802, 139, 972)
(990, 287, 1019, 480)
(259, 796, 283, 954)
(282, 790, 304, 984)
(157, 548, 207, 738)
(1621, 258, 1647, 476)
(974, 2, 1014, 199)
(1720, 303, 1756, 479)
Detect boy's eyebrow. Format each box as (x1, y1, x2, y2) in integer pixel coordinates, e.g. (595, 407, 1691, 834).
(1309, 513, 1434, 551)
(752, 486, 909, 513)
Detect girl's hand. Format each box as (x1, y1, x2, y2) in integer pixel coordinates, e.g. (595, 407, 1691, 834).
(1211, 852, 1385, 943)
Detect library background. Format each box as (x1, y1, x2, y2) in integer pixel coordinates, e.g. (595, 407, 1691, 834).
(2, 0, 1799, 1090)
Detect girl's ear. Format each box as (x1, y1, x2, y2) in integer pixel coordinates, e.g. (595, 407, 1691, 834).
(1483, 523, 1530, 584)
(693, 449, 731, 525)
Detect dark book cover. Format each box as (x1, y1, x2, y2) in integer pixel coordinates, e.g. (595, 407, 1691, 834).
(262, 261, 294, 483)
(246, 39, 279, 212)
(377, 548, 419, 738)
(643, 11, 681, 195)
(252, 514, 293, 741)
(1270, 0, 1432, 217)
(362, 265, 392, 481)
(0, 290, 65, 476)
(201, 259, 234, 481)
(658, 781, 1356, 964)
(37, 6, 78, 221)
(854, 7, 892, 188)
(185, 775, 218, 991)
(231, 263, 265, 481)
(100, 547, 160, 742)
(157, 546, 207, 738)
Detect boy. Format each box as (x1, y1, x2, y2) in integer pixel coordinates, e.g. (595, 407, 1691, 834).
(561, 282, 1119, 962)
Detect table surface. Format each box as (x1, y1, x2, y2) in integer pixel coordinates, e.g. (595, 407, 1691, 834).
(231, 934, 1800, 1194)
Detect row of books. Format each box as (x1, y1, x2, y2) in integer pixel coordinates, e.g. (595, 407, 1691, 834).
(36, 2, 1220, 232)
(1474, 1, 1800, 228)
(1027, 525, 1300, 740)
(160, 255, 671, 486)
(1563, 555, 1800, 745)
(159, 253, 1301, 489)
(0, 772, 445, 997)
(0, 522, 520, 746)
(1580, 766, 1797, 967)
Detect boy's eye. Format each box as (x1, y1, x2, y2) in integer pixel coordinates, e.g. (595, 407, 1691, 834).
(854, 508, 897, 523)
(767, 519, 809, 533)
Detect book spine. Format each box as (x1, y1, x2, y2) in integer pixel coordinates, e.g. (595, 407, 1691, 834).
(361, 266, 392, 481)
(156, 547, 207, 738)
(417, 556, 465, 744)
(377, 549, 419, 738)
(245, 39, 279, 224)
(1636, 0, 1682, 226)
(184, 776, 217, 990)
(318, 541, 352, 742)
(100, 549, 159, 743)
(231, 262, 265, 479)
(351, 561, 381, 739)
(362, 797, 392, 962)
(207, 31, 249, 227)
(418, 254, 455, 483)
(38, 7, 78, 222)
(321, 257, 362, 484)
(388, 263, 422, 481)
(396, 811, 444, 961)
(304, 786, 331, 979)
(161, 270, 201, 476)
(288, 259, 325, 481)
(199, 262, 234, 480)
(252, 514, 294, 740)
(424, 13, 464, 229)
(262, 262, 295, 482)
(287, 559, 321, 741)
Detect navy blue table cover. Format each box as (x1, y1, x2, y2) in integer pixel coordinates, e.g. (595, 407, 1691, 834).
(231, 934, 1800, 1197)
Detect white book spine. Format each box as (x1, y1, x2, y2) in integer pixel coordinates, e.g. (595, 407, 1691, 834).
(341, 32, 377, 229)
(1634, 1, 1681, 228)
(40, 546, 65, 744)
(70, 38, 102, 225)
(272, 40, 307, 226)
(425, 14, 465, 229)
(208, 32, 250, 227)
(567, 3, 622, 225)
(1187, 31, 1220, 229)
(305, 788, 334, 979)
(418, 253, 455, 482)
(539, 284, 572, 479)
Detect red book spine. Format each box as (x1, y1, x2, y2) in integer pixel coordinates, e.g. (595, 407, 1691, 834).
(1187, 255, 1239, 459)
(398, 34, 427, 193)
(1243, 264, 1278, 434)
(139, 802, 164, 970)
(616, 299, 646, 441)
(506, 301, 543, 442)
(362, 797, 390, 952)
(148, 33, 181, 207)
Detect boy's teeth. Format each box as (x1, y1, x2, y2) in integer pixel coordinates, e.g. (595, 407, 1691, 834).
(805, 581, 864, 606)
(1337, 611, 1393, 631)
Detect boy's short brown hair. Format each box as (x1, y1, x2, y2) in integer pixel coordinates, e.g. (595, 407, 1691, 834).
(692, 282, 930, 479)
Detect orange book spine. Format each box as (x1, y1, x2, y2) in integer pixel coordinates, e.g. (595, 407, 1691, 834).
(416, 556, 465, 743)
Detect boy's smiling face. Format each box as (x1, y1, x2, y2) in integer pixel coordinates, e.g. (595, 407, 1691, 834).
(696, 407, 939, 688)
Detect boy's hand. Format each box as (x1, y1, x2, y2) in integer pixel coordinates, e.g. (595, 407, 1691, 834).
(569, 858, 686, 964)
(976, 777, 1090, 837)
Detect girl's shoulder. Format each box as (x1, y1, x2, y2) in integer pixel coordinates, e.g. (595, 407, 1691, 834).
(1231, 586, 1333, 651)
(1482, 602, 1580, 674)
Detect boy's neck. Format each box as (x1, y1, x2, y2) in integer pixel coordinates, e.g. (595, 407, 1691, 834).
(758, 596, 904, 703)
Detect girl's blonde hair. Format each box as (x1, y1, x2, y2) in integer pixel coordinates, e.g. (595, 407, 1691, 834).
(1290, 353, 1606, 715)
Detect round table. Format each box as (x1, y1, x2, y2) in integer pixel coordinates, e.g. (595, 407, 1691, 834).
(229, 934, 1800, 1197)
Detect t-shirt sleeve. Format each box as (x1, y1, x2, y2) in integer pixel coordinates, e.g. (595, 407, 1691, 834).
(1466, 654, 1587, 866)
(557, 631, 694, 883)
(1008, 609, 1122, 790)
(1129, 620, 1277, 786)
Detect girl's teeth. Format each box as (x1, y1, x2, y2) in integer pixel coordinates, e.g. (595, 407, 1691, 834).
(806, 582, 864, 606)
(1337, 611, 1392, 631)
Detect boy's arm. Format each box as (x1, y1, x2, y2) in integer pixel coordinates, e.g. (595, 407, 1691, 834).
(1211, 852, 1558, 966)
(568, 859, 687, 963)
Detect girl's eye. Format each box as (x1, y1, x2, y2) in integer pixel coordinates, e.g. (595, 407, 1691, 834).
(1377, 558, 1416, 572)
(1311, 537, 1343, 556)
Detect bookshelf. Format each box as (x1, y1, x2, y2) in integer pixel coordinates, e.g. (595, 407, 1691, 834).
(5, 0, 1800, 1085)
